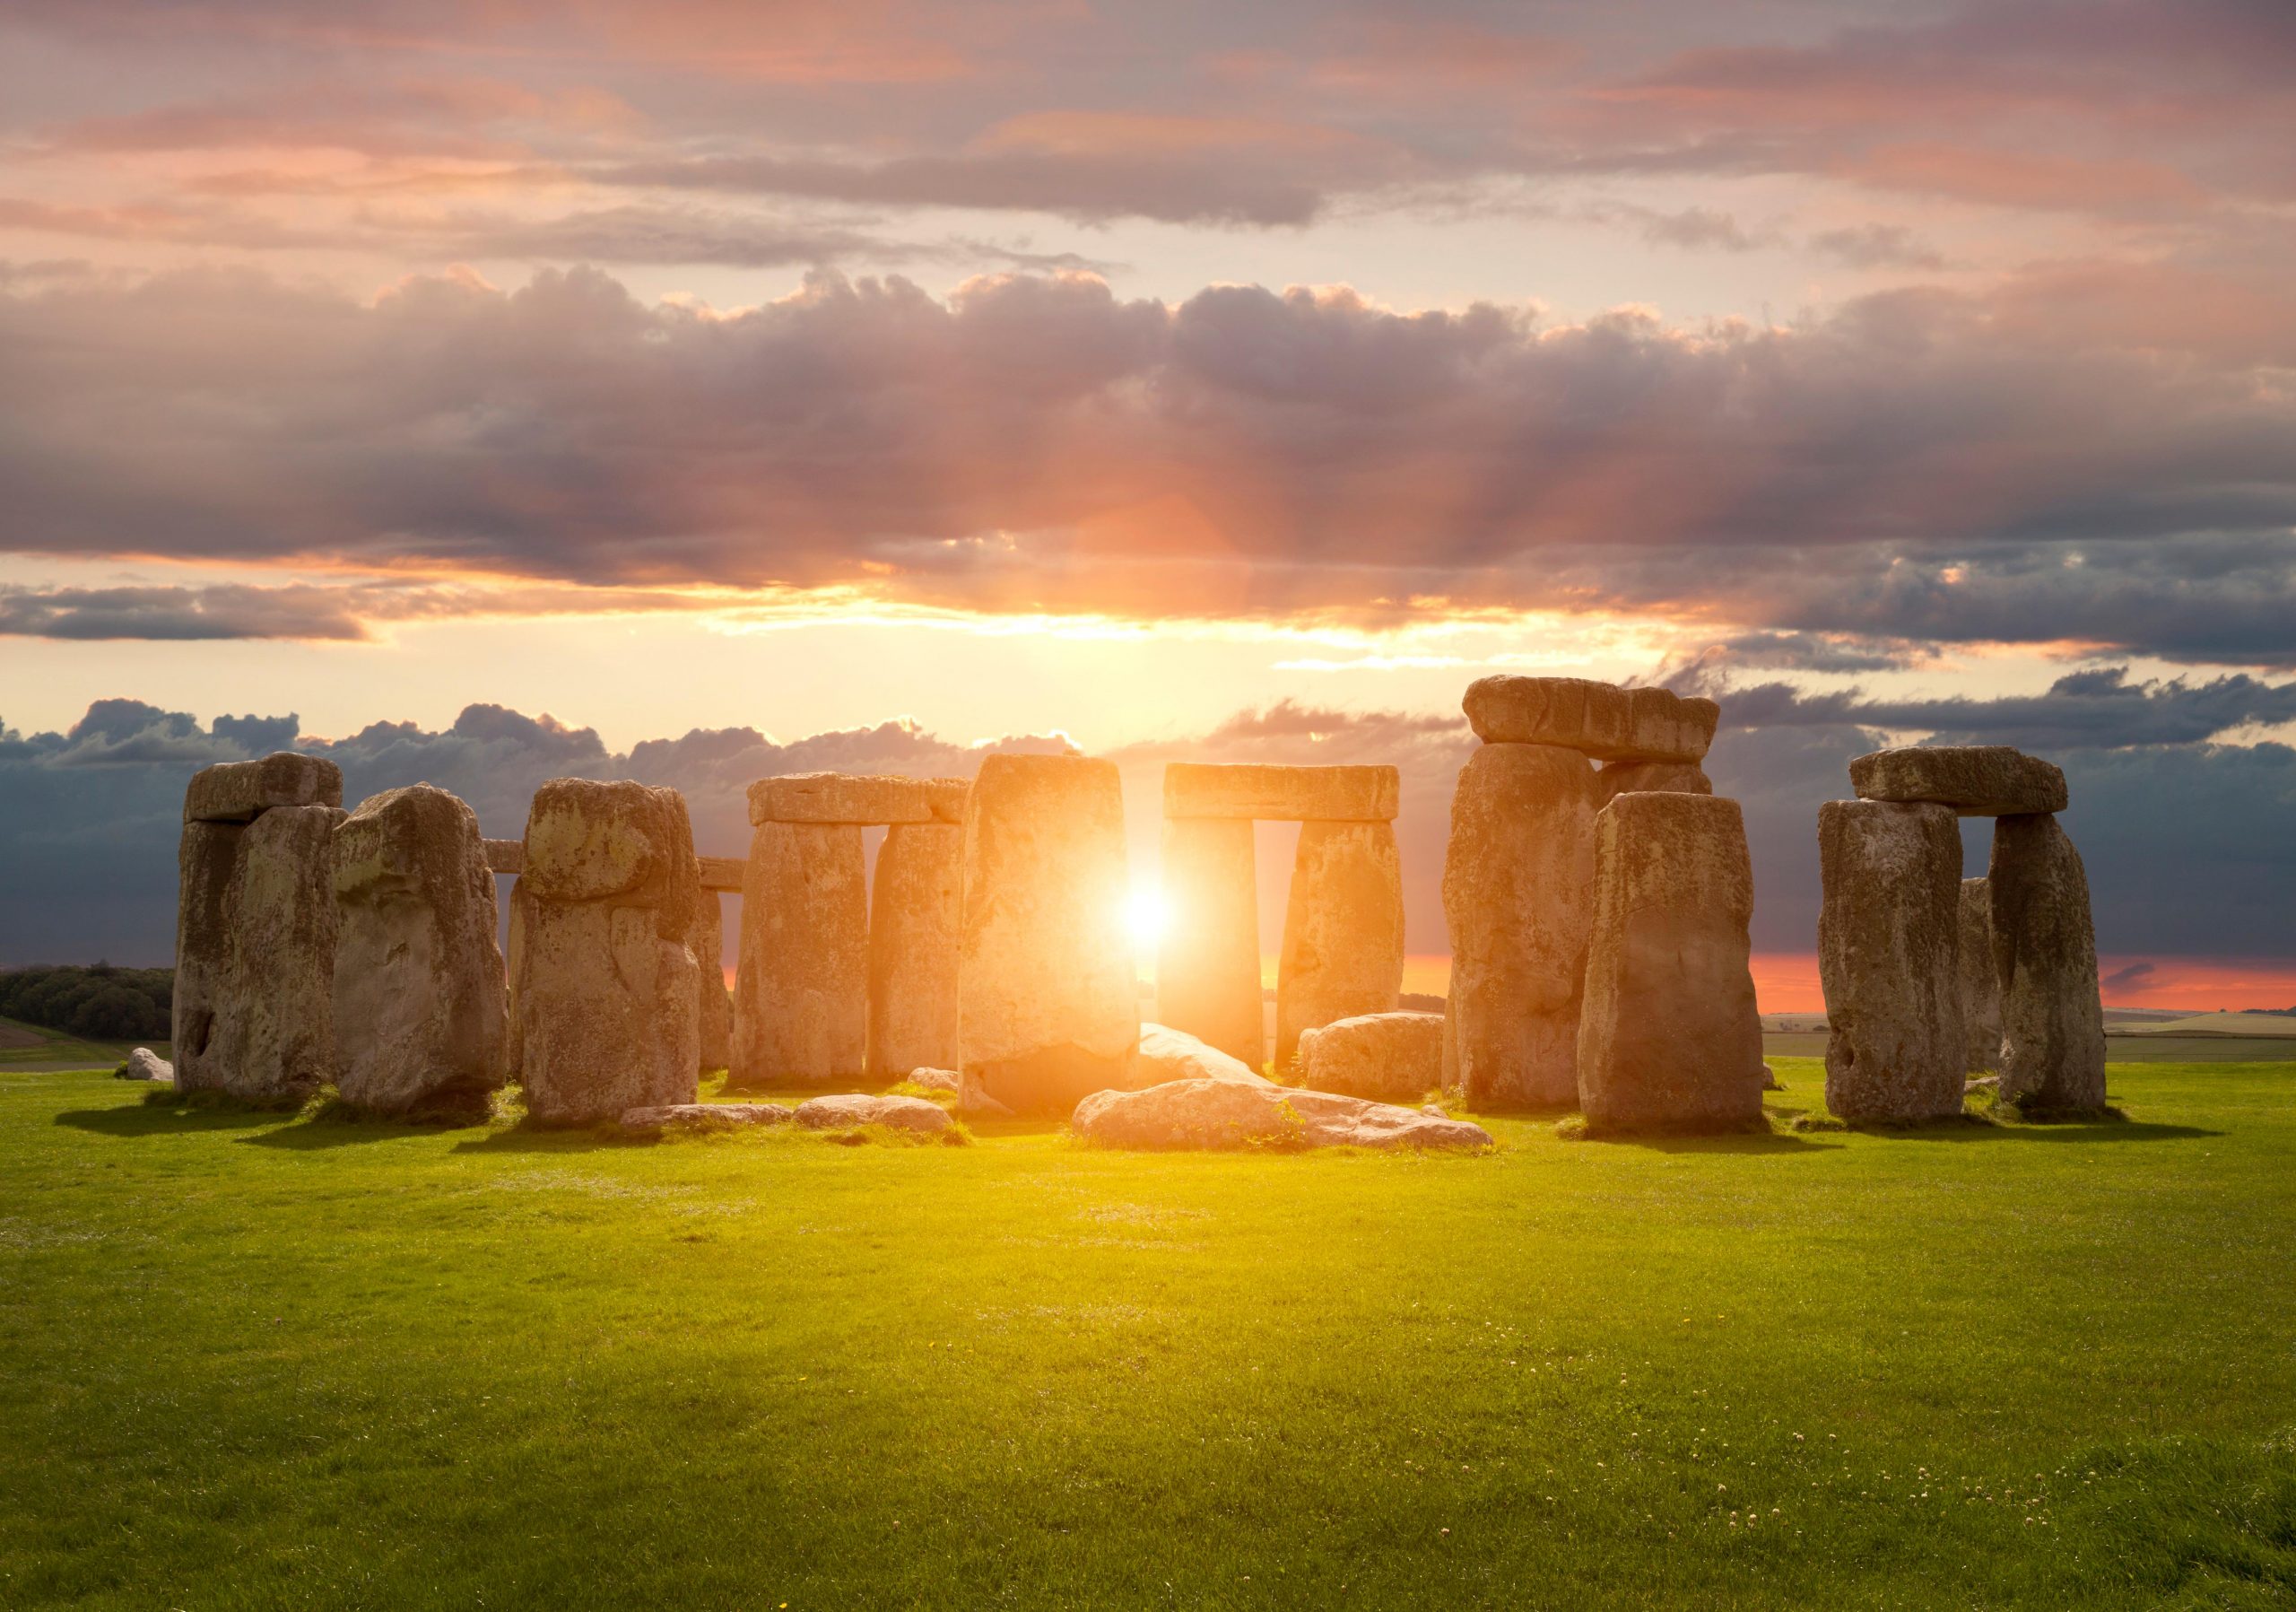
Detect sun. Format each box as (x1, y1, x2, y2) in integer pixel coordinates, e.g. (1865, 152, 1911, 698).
(1123, 882, 1172, 947)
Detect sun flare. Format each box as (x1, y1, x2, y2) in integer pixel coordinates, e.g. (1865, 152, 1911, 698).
(1123, 883, 1172, 947)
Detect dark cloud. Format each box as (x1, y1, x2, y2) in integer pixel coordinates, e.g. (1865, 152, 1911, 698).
(0, 583, 372, 640)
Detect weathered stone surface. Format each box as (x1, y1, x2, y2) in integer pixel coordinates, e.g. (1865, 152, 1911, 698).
(1154, 816, 1265, 1066)
(732, 822, 868, 1085)
(1596, 760, 1711, 805)
(867, 821, 962, 1081)
(515, 780, 701, 1125)
(1576, 793, 1765, 1131)
(331, 784, 507, 1117)
(693, 893, 732, 1071)
(1849, 746, 2067, 816)
(118, 1047, 173, 1082)
(925, 777, 969, 823)
(1439, 742, 1597, 1110)
(1463, 677, 1719, 762)
(958, 754, 1138, 1115)
(906, 1067, 960, 1093)
(1072, 1079, 1492, 1151)
(620, 1102, 794, 1133)
(696, 855, 744, 892)
(171, 818, 243, 1094)
(1162, 762, 1399, 823)
(483, 839, 525, 875)
(1958, 877, 2002, 1074)
(1818, 799, 1966, 1122)
(1989, 815, 2108, 1111)
(793, 1093, 957, 1134)
(182, 752, 343, 824)
(1276, 821, 1405, 1068)
(502, 874, 534, 1083)
(1127, 1023, 1274, 1089)
(747, 772, 932, 825)
(182, 804, 339, 1102)
(1298, 1011, 1444, 1103)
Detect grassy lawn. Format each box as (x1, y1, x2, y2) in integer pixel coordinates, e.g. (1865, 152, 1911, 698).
(4, 1059, 2292, 1609)
(0, 1017, 169, 1076)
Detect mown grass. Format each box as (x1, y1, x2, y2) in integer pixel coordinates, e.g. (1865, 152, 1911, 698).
(3, 1057, 2292, 1610)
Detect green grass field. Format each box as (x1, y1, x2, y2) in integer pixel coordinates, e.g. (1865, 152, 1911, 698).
(4, 1058, 2293, 1610)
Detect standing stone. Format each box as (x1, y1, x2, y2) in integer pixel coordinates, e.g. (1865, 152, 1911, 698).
(868, 808, 964, 1081)
(732, 822, 868, 1086)
(503, 873, 534, 1084)
(516, 780, 701, 1125)
(1989, 815, 2108, 1111)
(1596, 759, 1711, 805)
(1818, 799, 1965, 1122)
(1440, 743, 1597, 1109)
(958, 754, 1137, 1115)
(1276, 821, 1405, 1068)
(1156, 816, 1265, 1067)
(1576, 793, 1764, 1131)
(171, 818, 244, 1094)
(331, 784, 507, 1117)
(194, 805, 340, 1102)
(692, 893, 732, 1072)
(1958, 877, 2001, 1074)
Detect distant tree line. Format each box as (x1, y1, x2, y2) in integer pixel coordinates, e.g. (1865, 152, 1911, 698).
(0, 964, 173, 1041)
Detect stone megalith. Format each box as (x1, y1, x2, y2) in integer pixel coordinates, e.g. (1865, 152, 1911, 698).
(692, 893, 731, 1073)
(1576, 793, 1764, 1131)
(330, 783, 507, 1117)
(1817, 799, 1966, 1122)
(1276, 820, 1405, 1068)
(1440, 742, 1598, 1109)
(1958, 877, 2002, 1074)
(1988, 815, 2109, 1111)
(1462, 677, 1719, 762)
(867, 779, 967, 1080)
(171, 818, 244, 1095)
(1596, 759, 1711, 804)
(1849, 745, 2067, 816)
(1298, 1011, 1445, 1103)
(1155, 816, 1265, 1067)
(958, 754, 1138, 1115)
(515, 779, 701, 1125)
(732, 822, 868, 1085)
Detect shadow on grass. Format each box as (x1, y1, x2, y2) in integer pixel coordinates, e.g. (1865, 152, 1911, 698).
(239, 1106, 490, 1150)
(1901, 1117, 2221, 1144)
(54, 1102, 280, 1137)
(1573, 1126, 1841, 1155)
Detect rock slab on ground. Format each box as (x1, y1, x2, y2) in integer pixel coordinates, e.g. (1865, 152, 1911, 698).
(1575, 792, 1765, 1132)
(1817, 799, 1966, 1122)
(1462, 678, 1718, 762)
(1297, 1011, 1444, 1103)
(1127, 1023, 1274, 1089)
(619, 1102, 794, 1132)
(1161, 762, 1400, 823)
(1072, 1078, 1492, 1151)
(118, 1047, 173, 1082)
(1988, 814, 2109, 1111)
(1849, 746, 2068, 816)
(793, 1093, 957, 1134)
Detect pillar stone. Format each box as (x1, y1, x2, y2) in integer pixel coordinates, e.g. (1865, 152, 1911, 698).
(516, 779, 701, 1125)
(1818, 798, 1965, 1121)
(331, 783, 507, 1117)
(958, 754, 1137, 1115)
(1989, 815, 2108, 1111)
(732, 821, 868, 1086)
(1440, 742, 1597, 1109)
(868, 819, 963, 1080)
(1156, 816, 1265, 1067)
(692, 893, 732, 1073)
(1276, 820, 1405, 1068)
(1958, 877, 2001, 1074)
(1576, 792, 1763, 1131)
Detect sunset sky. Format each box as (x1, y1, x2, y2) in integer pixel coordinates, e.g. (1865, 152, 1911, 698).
(3, 0, 2292, 1005)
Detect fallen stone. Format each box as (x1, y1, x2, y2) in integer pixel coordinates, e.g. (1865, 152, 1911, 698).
(331, 784, 508, 1117)
(1596, 760, 1711, 805)
(1761, 1064, 1783, 1092)
(1989, 815, 2109, 1111)
(182, 752, 343, 824)
(732, 821, 868, 1085)
(958, 754, 1139, 1115)
(1072, 1079, 1492, 1151)
(184, 803, 341, 1103)
(1958, 877, 2002, 1074)
(1161, 762, 1399, 823)
(1576, 792, 1765, 1132)
(1297, 1011, 1444, 1103)
(793, 1092, 957, 1134)
(117, 1047, 173, 1082)
(1276, 821, 1405, 1068)
(619, 1102, 794, 1133)
(1154, 816, 1265, 1066)
(747, 772, 933, 826)
(867, 819, 962, 1081)
(1462, 677, 1718, 762)
(693, 892, 732, 1072)
(906, 1067, 960, 1093)
(1966, 1075, 2001, 1094)
(515, 780, 701, 1125)
(1849, 746, 2067, 816)
(1127, 1023, 1274, 1089)
(1817, 799, 1966, 1122)
(1440, 742, 1596, 1109)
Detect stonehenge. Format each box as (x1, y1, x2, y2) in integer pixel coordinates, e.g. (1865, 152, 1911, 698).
(1277, 820, 1405, 1067)
(173, 754, 344, 1102)
(1577, 793, 1764, 1131)
(331, 784, 507, 1117)
(958, 754, 1139, 1114)
(1818, 746, 2108, 1120)
(1442, 677, 1718, 1110)
(1298, 1011, 1444, 1104)
(867, 780, 965, 1082)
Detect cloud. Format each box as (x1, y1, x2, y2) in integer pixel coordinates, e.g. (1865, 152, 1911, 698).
(2101, 960, 2156, 993)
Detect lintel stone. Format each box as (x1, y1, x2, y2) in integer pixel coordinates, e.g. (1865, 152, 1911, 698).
(1849, 745, 2067, 816)
(1462, 677, 1718, 762)
(746, 771, 934, 826)
(183, 752, 343, 823)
